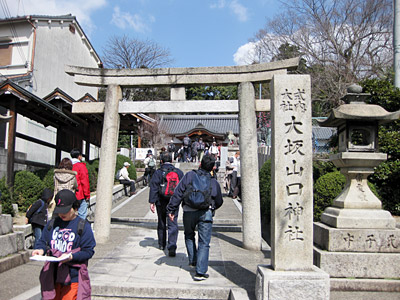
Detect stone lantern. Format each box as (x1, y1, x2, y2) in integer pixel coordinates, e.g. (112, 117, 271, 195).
(318, 84, 400, 229)
(313, 84, 400, 281)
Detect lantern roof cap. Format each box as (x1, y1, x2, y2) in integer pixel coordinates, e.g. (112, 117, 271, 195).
(319, 84, 400, 127)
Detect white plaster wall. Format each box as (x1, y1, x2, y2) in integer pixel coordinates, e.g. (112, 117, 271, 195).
(32, 20, 99, 98)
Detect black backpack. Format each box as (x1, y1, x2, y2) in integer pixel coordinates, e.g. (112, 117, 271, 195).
(183, 170, 212, 210)
(168, 143, 175, 152)
(26, 200, 45, 224)
(159, 167, 180, 199)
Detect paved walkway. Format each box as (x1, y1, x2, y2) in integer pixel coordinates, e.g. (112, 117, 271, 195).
(3, 163, 399, 300)
(4, 163, 271, 300)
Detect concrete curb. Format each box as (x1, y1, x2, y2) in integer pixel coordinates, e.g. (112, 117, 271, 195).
(330, 278, 400, 292)
(91, 281, 233, 300)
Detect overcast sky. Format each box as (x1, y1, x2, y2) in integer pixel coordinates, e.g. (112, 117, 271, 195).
(0, 0, 281, 67)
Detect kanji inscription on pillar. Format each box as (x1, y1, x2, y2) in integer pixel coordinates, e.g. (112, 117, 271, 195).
(271, 75, 313, 271)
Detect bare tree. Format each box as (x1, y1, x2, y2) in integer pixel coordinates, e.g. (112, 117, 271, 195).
(252, 0, 393, 111)
(102, 35, 173, 69)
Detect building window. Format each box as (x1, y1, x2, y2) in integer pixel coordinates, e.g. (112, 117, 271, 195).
(0, 40, 12, 66)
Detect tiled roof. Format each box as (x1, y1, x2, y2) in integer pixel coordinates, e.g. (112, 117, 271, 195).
(159, 114, 239, 135)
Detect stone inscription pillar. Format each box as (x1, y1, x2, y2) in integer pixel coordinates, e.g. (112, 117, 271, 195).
(94, 85, 121, 243)
(239, 81, 262, 251)
(256, 75, 329, 300)
(271, 74, 313, 270)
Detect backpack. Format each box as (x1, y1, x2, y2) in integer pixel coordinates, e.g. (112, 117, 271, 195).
(159, 167, 180, 198)
(183, 170, 212, 210)
(192, 141, 199, 151)
(115, 169, 121, 180)
(168, 143, 175, 152)
(183, 137, 190, 147)
(148, 157, 156, 168)
(26, 200, 45, 224)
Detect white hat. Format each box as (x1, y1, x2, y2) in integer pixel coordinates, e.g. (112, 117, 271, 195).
(123, 162, 130, 167)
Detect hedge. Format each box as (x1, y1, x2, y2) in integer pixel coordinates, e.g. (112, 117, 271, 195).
(0, 154, 137, 214)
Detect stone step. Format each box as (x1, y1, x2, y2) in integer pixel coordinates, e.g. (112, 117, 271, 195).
(0, 232, 25, 258)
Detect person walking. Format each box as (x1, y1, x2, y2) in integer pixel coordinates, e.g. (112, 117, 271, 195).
(52, 157, 78, 219)
(229, 151, 240, 197)
(167, 140, 176, 161)
(25, 188, 54, 248)
(32, 189, 96, 300)
(209, 141, 219, 160)
(70, 148, 90, 220)
(197, 138, 205, 162)
(182, 135, 191, 162)
(167, 156, 223, 281)
(149, 152, 184, 256)
(144, 150, 156, 185)
(118, 162, 137, 196)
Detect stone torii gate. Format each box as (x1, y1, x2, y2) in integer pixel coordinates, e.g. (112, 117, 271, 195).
(66, 58, 300, 249)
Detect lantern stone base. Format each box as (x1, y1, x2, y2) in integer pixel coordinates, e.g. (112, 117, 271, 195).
(321, 207, 396, 229)
(314, 246, 400, 278)
(314, 222, 400, 253)
(314, 222, 400, 279)
(255, 265, 330, 300)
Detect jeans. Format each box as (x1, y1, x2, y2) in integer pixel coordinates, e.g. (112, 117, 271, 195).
(229, 170, 238, 196)
(78, 199, 88, 220)
(183, 209, 213, 275)
(32, 225, 43, 249)
(156, 200, 178, 250)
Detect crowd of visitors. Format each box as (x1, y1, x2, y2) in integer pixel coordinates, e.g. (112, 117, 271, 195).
(26, 136, 236, 297)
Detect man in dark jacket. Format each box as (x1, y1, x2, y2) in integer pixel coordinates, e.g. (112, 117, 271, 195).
(149, 152, 184, 256)
(167, 155, 223, 281)
(25, 188, 54, 248)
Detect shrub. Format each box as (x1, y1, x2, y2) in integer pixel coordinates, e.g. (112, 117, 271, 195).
(86, 160, 99, 192)
(0, 177, 14, 216)
(313, 171, 345, 221)
(13, 171, 45, 212)
(42, 168, 55, 191)
(259, 159, 272, 222)
(313, 160, 337, 183)
(369, 160, 400, 214)
(115, 154, 136, 181)
(362, 77, 400, 215)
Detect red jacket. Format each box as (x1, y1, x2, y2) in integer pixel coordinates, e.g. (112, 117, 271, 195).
(72, 162, 90, 200)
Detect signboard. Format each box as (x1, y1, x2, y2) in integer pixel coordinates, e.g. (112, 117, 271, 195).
(135, 148, 155, 160)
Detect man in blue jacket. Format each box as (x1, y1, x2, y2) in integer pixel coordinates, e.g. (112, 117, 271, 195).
(167, 155, 223, 281)
(149, 152, 184, 256)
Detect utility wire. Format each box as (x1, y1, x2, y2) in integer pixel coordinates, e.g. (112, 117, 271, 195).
(0, 0, 27, 66)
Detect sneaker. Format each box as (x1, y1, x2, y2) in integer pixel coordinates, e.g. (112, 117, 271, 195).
(168, 249, 176, 257)
(194, 273, 209, 281)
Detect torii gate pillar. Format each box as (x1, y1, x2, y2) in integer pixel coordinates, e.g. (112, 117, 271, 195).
(239, 82, 262, 250)
(93, 84, 121, 243)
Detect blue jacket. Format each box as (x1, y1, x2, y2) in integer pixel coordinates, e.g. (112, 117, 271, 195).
(167, 168, 223, 214)
(149, 163, 184, 205)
